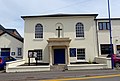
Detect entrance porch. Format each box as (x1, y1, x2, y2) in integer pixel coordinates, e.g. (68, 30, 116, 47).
(47, 38, 71, 66)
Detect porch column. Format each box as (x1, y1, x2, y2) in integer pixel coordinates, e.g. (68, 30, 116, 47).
(67, 47, 70, 65)
(49, 46, 52, 65)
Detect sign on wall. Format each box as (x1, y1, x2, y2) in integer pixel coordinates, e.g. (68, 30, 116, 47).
(11, 52, 15, 56)
(70, 48, 76, 57)
(28, 50, 38, 58)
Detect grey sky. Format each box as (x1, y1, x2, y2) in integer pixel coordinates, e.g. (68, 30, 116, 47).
(0, 0, 119, 36)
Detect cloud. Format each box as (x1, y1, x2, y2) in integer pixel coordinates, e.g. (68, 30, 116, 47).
(0, 0, 120, 37)
(0, 0, 68, 37)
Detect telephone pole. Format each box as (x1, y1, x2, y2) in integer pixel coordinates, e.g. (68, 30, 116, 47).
(107, 0, 114, 69)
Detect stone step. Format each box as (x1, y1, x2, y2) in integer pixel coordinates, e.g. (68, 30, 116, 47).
(50, 65, 67, 71)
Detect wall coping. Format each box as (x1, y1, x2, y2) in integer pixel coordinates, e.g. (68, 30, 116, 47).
(8, 65, 50, 68)
(6, 59, 25, 64)
(95, 56, 111, 60)
(68, 64, 106, 66)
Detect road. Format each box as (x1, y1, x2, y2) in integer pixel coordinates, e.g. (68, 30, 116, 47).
(41, 74, 120, 81)
(0, 69, 120, 81)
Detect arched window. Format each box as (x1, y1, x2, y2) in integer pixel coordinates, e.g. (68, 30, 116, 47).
(76, 22, 84, 37)
(35, 24, 43, 38)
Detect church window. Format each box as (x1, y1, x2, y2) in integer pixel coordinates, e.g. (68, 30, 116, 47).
(35, 24, 43, 38)
(76, 22, 84, 37)
(34, 49, 43, 60)
(77, 48, 85, 60)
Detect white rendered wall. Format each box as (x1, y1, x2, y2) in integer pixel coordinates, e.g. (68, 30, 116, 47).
(0, 33, 23, 58)
(24, 16, 98, 63)
(97, 19, 120, 55)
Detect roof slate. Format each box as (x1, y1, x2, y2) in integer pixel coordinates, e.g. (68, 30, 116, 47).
(0, 24, 23, 42)
(21, 13, 98, 19)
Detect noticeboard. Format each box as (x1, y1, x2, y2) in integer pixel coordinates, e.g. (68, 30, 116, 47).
(28, 50, 34, 58)
(28, 50, 38, 58)
(70, 48, 76, 57)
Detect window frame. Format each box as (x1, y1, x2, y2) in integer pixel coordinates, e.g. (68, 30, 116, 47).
(17, 48, 22, 56)
(100, 44, 114, 55)
(75, 22, 84, 38)
(98, 22, 110, 30)
(34, 49, 43, 61)
(77, 48, 86, 60)
(35, 24, 43, 39)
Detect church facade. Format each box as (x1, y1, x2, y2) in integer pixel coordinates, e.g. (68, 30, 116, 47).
(22, 14, 98, 65)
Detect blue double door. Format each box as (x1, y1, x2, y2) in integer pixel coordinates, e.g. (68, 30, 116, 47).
(54, 49, 65, 64)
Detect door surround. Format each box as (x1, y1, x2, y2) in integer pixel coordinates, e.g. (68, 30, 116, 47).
(47, 38, 71, 65)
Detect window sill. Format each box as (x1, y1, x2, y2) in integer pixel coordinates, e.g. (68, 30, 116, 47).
(16, 56, 22, 58)
(77, 60, 86, 62)
(33, 38, 43, 41)
(98, 30, 110, 32)
(75, 37, 85, 40)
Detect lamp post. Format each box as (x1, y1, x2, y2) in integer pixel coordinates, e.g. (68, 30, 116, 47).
(107, 0, 114, 69)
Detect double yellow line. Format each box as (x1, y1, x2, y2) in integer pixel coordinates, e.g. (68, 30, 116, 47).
(41, 74, 120, 81)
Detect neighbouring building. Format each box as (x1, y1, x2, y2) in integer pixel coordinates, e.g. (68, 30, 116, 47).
(96, 18, 120, 56)
(0, 25, 23, 59)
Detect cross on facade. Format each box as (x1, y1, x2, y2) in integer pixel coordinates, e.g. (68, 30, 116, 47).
(56, 26, 62, 38)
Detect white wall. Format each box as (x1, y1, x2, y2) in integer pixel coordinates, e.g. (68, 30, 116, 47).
(0, 33, 23, 58)
(24, 16, 98, 63)
(97, 19, 120, 55)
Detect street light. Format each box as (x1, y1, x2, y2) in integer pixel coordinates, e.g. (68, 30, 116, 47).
(107, 0, 114, 69)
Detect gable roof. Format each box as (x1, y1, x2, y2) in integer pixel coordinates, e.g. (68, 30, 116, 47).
(21, 13, 98, 19)
(0, 25, 5, 30)
(0, 24, 23, 42)
(6, 29, 22, 38)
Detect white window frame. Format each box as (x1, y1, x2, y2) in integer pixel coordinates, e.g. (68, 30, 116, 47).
(34, 49, 43, 61)
(17, 48, 22, 56)
(35, 24, 43, 39)
(98, 22, 110, 30)
(75, 22, 84, 38)
(76, 48, 86, 61)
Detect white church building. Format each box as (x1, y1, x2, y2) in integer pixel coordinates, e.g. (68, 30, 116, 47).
(21, 13, 120, 65)
(22, 14, 99, 65)
(6, 13, 120, 72)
